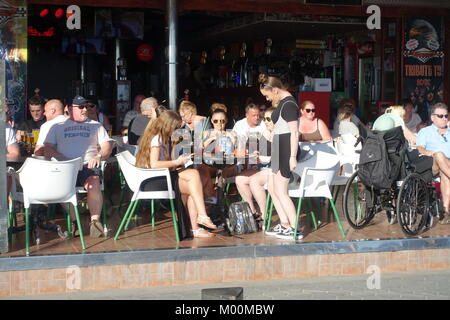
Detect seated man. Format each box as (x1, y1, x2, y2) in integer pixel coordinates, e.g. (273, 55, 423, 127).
(16, 95, 46, 141)
(121, 94, 145, 135)
(416, 102, 450, 224)
(44, 95, 114, 237)
(34, 99, 67, 156)
(128, 97, 158, 145)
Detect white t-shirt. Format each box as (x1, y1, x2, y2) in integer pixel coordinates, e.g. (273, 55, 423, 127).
(44, 118, 113, 163)
(36, 115, 67, 146)
(232, 118, 266, 139)
(5, 124, 16, 146)
(404, 112, 422, 133)
(151, 135, 170, 161)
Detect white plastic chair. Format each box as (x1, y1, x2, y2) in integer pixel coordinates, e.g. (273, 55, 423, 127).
(17, 157, 85, 255)
(6, 167, 23, 230)
(114, 151, 180, 242)
(289, 144, 347, 240)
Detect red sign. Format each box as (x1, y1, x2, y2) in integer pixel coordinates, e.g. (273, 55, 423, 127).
(137, 44, 154, 62)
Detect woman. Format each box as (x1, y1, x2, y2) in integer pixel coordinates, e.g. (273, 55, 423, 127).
(373, 105, 416, 145)
(136, 110, 217, 238)
(179, 100, 208, 133)
(336, 104, 360, 138)
(298, 101, 332, 142)
(198, 109, 237, 203)
(259, 74, 302, 240)
(235, 107, 274, 219)
(332, 98, 362, 137)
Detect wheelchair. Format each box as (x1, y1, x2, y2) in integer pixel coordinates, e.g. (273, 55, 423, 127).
(342, 126, 443, 236)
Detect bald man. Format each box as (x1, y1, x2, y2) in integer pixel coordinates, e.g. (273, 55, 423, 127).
(34, 99, 67, 156)
(121, 94, 146, 135)
(128, 97, 158, 145)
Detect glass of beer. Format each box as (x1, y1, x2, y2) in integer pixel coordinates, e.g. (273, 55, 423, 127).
(32, 129, 39, 145)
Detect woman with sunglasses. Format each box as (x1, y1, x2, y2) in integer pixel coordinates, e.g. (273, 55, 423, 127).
(235, 107, 275, 219)
(84, 97, 112, 129)
(199, 109, 237, 203)
(259, 73, 302, 240)
(136, 110, 217, 238)
(299, 101, 332, 142)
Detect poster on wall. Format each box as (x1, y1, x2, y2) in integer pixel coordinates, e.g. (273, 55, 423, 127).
(0, 0, 27, 124)
(403, 17, 444, 122)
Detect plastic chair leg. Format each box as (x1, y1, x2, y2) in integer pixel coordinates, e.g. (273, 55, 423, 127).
(125, 200, 140, 231)
(266, 198, 274, 231)
(169, 199, 180, 242)
(102, 196, 107, 234)
(294, 197, 303, 240)
(114, 200, 137, 240)
(305, 199, 318, 230)
(329, 199, 346, 238)
(263, 193, 271, 230)
(25, 207, 30, 256)
(66, 204, 72, 236)
(151, 199, 155, 228)
(73, 205, 86, 250)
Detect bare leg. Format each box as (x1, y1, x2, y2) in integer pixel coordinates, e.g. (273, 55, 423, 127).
(178, 168, 217, 229)
(433, 152, 450, 179)
(84, 176, 103, 221)
(267, 172, 290, 228)
(186, 196, 200, 229)
(249, 169, 270, 218)
(272, 171, 297, 228)
(197, 164, 216, 198)
(235, 169, 258, 213)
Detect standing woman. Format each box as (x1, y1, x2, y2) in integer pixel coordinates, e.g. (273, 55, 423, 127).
(136, 110, 217, 238)
(298, 100, 332, 142)
(259, 74, 302, 240)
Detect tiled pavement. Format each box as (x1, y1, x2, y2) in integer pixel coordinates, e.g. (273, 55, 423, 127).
(6, 269, 450, 300)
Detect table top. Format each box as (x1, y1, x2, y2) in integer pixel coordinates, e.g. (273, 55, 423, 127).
(202, 152, 256, 169)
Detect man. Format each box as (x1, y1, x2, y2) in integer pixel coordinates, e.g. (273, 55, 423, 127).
(232, 103, 266, 138)
(44, 95, 114, 237)
(34, 99, 67, 156)
(416, 102, 450, 224)
(128, 97, 158, 145)
(402, 98, 424, 133)
(5, 115, 20, 196)
(121, 94, 145, 135)
(16, 96, 46, 141)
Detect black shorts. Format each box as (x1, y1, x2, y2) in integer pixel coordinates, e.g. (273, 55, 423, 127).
(76, 165, 102, 187)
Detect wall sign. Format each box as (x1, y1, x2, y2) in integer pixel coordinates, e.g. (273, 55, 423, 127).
(137, 44, 154, 62)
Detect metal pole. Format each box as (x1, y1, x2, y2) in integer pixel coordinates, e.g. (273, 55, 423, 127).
(0, 60, 8, 253)
(167, 0, 178, 110)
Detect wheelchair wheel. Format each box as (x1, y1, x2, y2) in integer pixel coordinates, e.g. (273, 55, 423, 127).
(343, 171, 376, 229)
(397, 173, 429, 236)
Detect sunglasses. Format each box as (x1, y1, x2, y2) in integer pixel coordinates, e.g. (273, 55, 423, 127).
(304, 108, 316, 113)
(212, 119, 226, 124)
(433, 114, 449, 119)
(441, 134, 448, 143)
(263, 117, 272, 122)
(75, 105, 95, 110)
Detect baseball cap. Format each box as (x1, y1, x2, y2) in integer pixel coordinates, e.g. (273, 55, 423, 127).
(72, 95, 87, 106)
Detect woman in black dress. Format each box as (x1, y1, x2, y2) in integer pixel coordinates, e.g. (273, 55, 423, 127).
(259, 74, 302, 240)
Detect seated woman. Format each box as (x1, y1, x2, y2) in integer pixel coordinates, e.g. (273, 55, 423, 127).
(336, 104, 360, 138)
(332, 98, 362, 137)
(298, 100, 332, 142)
(235, 107, 274, 219)
(179, 100, 208, 134)
(373, 105, 416, 145)
(198, 109, 237, 203)
(135, 110, 217, 238)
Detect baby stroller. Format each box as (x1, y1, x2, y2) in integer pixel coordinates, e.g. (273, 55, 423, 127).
(342, 125, 442, 236)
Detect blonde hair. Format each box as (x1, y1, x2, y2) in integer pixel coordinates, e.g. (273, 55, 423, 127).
(179, 100, 197, 115)
(385, 105, 405, 119)
(258, 73, 287, 90)
(300, 100, 314, 110)
(136, 110, 182, 168)
(338, 105, 353, 121)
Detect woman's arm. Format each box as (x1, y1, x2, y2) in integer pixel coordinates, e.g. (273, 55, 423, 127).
(287, 120, 299, 171)
(149, 146, 180, 169)
(403, 127, 416, 146)
(318, 119, 332, 142)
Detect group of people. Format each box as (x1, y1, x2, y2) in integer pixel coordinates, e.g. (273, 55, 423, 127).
(4, 77, 450, 245)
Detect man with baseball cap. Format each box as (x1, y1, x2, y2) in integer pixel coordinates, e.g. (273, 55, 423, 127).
(43, 95, 114, 237)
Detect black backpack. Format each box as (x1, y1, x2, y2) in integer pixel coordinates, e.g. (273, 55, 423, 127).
(225, 202, 259, 235)
(357, 126, 406, 190)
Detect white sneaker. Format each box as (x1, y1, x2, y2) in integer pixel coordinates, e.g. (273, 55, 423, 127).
(265, 223, 283, 236)
(275, 227, 303, 240)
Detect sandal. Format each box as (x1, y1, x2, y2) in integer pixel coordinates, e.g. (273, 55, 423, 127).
(197, 215, 218, 229)
(439, 212, 450, 225)
(192, 228, 214, 238)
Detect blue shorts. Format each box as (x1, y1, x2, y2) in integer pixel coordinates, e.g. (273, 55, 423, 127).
(76, 165, 102, 187)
